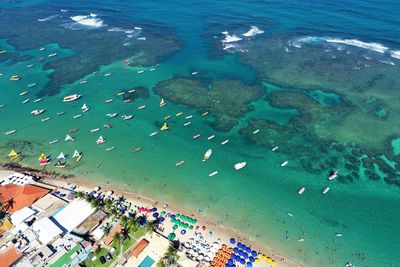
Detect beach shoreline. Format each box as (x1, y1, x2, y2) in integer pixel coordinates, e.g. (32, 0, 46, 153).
(0, 162, 302, 267)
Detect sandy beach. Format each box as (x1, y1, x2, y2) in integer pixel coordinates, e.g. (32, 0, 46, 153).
(0, 165, 302, 267)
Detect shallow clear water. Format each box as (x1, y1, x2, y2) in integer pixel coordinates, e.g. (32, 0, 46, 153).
(1, 1, 400, 266)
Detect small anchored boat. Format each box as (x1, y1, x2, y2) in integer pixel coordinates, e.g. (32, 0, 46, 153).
(132, 147, 142, 153)
(117, 91, 125, 96)
(164, 115, 171, 120)
(138, 105, 146, 110)
(91, 128, 100, 133)
(272, 146, 279, 151)
(328, 170, 338, 180)
(185, 115, 193, 119)
(322, 186, 330, 194)
(41, 117, 51, 122)
(193, 134, 201, 139)
(160, 98, 166, 107)
(207, 135, 215, 140)
(31, 109, 45, 116)
(234, 162, 247, 170)
(137, 70, 144, 74)
(105, 99, 113, 103)
(150, 131, 158, 137)
(176, 112, 183, 117)
(33, 98, 42, 103)
(122, 115, 133, 120)
(160, 122, 169, 131)
(103, 124, 112, 128)
(105, 146, 115, 151)
(20, 91, 28, 96)
(48, 53, 58, 57)
(27, 83, 37, 88)
(65, 134, 75, 141)
(281, 161, 288, 167)
(184, 121, 191, 127)
(10, 75, 21, 81)
(221, 139, 229, 145)
(176, 161, 185, 166)
(209, 171, 218, 177)
(106, 113, 118, 118)
(49, 139, 60, 145)
(57, 111, 65, 116)
(73, 114, 82, 119)
(104, 73, 112, 77)
(22, 99, 30, 104)
(4, 130, 16, 135)
(253, 129, 260, 134)
(63, 94, 81, 102)
(203, 149, 212, 161)
(69, 128, 79, 133)
(298, 187, 305, 195)
(201, 111, 209, 116)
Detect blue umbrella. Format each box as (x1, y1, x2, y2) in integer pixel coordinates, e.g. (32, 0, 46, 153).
(233, 248, 239, 254)
(237, 242, 242, 248)
(152, 212, 159, 218)
(246, 247, 251, 253)
(249, 257, 255, 262)
(159, 217, 165, 222)
(251, 251, 257, 257)
(243, 253, 249, 259)
(246, 262, 253, 267)
(228, 259, 233, 265)
(240, 258, 245, 264)
(152, 207, 157, 212)
(230, 238, 236, 244)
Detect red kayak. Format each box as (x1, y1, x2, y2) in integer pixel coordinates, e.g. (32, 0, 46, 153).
(69, 128, 79, 133)
(132, 148, 142, 153)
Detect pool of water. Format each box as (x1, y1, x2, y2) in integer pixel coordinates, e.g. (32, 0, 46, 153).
(138, 256, 155, 267)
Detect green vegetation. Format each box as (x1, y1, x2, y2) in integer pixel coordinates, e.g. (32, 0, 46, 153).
(50, 245, 81, 267)
(157, 245, 179, 267)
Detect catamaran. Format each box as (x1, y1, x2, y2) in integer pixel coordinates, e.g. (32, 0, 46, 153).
(54, 160, 66, 168)
(207, 135, 215, 140)
(221, 139, 229, 145)
(63, 94, 81, 102)
(328, 170, 338, 180)
(234, 162, 247, 170)
(122, 115, 133, 120)
(81, 104, 89, 112)
(31, 109, 45, 115)
(160, 98, 166, 107)
(203, 149, 212, 161)
(209, 171, 218, 177)
(96, 135, 106, 145)
(72, 150, 80, 158)
(65, 134, 75, 141)
(76, 153, 83, 162)
(322, 186, 330, 194)
(91, 128, 100, 133)
(298, 187, 305, 195)
(160, 122, 169, 131)
(281, 161, 288, 167)
(57, 152, 66, 161)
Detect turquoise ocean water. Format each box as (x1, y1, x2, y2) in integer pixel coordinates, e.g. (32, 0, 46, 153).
(1, 1, 400, 266)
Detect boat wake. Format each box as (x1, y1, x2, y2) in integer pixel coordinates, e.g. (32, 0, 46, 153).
(38, 15, 60, 22)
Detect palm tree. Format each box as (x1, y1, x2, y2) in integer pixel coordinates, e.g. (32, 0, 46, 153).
(164, 245, 178, 265)
(120, 215, 128, 227)
(76, 191, 84, 198)
(90, 198, 99, 208)
(113, 232, 122, 244)
(104, 199, 113, 212)
(145, 220, 158, 235)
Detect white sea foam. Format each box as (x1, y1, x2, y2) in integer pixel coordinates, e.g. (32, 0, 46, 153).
(223, 44, 236, 50)
(38, 15, 59, 22)
(222, 34, 242, 43)
(243, 26, 264, 37)
(390, 50, 400, 60)
(326, 38, 389, 53)
(70, 14, 104, 28)
(60, 9, 68, 13)
(378, 60, 395, 65)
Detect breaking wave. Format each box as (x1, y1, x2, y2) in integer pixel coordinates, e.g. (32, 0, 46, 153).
(69, 14, 104, 28)
(243, 26, 264, 37)
(38, 15, 60, 22)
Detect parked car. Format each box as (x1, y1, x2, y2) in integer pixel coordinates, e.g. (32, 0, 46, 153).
(99, 256, 106, 264)
(105, 253, 112, 261)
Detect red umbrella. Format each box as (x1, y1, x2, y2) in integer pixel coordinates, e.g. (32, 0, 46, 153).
(202, 225, 206, 231)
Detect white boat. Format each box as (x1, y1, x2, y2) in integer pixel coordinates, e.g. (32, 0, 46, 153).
(106, 113, 118, 118)
(336, 233, 343, 237)
(203, 149, 212, 161)
(272, 146, 279, 151)
(137, 70, 144, 74)
(298, 187, 305, 195)
(122, 115, 133, 120)
(209, 171, 218, 177)
(322, 186, 330, 194)
(0, 104, 5, 108)
(192, 71, 198, 75)
(4, 130, 16, 135)
(27, 64, 34, 68)
(27, 83, 37, 88)
(328, 170, 338, 180)
(22, 99, 30, 104)
(65, 134, 75, 141)
(82, 107, 90, 113)
(105, 146, 115, 151)
(150, 68, 156, 71)
(90, 128, 100, 133)
(138, 105, 146, 110)
(117, 92, 125, 96)
(33, 98, 42, 103)
(57, 152, 66, 160)
(72, 150, 80, 158)
(20, 91, 28, 96)
(105, 99, 113, 103)
(81, 104, 89, 113)
(63, 94, 81, 102)
(49, 139, 59, 145)
(281, 161, 288, 167)
(185, 115, 193, 119)
(104, 73, 112, 77)
(221, 139, 229, 145)
(234, 162, 247, 170)
(48, 53, 58, 57)
(207, 135, 215, 140)
(31, 109, 45, 115)
(253, 129, 260, 134)
(73, 114, 82, 119)
(56, 112, 65, 116)
(201, 111, 209, 116)
(41, 117, 51, 122)
(80, 80, 88, 84)
(184, 122, 192, 127)
(150, 131, 158, 137)
(39, 47, 45, 51)
(128, 89, 136, 93)
(96, 135, 106, 144)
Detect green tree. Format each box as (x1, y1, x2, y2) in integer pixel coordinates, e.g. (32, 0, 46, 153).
(164, 245, 178, 265)
(90, 198, 99, 208)
(76, 191, 84, 198)
(145, 220, 158, 235)
(120, 215, 128, 227)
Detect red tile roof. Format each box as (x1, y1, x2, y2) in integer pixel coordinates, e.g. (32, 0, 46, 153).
(0, 184, 49, 213)
(0, 245, 23, 267)
(131, 239, 149, 258)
